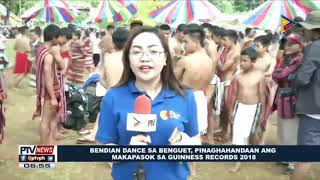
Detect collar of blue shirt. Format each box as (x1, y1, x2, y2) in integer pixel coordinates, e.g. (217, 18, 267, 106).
(128, 80, 176, 104)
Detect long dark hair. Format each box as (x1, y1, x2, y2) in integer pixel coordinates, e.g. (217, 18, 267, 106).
(117, 26, 185, 96)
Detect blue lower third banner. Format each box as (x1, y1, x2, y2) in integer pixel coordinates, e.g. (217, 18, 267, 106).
(57, 145, 320, 162)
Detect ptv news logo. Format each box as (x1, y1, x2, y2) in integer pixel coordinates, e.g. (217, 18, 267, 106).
(19, 145, 55, 155)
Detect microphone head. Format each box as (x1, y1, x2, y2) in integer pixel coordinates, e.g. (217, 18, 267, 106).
(134, 95, 152, 114)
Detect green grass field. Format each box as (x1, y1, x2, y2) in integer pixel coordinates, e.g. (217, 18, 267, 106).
(4, 39, 15, 68)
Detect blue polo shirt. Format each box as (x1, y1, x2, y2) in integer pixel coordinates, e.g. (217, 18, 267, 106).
(96, 80, 198, 180)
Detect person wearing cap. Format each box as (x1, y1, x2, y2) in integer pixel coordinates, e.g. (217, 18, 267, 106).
(272, 34, 304, 175)
(291, 10, 320, 180)
(277, 16, 305, 64)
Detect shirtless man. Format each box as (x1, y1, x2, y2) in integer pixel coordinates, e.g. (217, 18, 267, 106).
(254, 35, 277, 134)
(216, 30, 240, 141)
(13, 26, 32, 88)
(50, 27, 73, 140)
(106, 25, 115, 35)
(211, 26, 224, 52)
(58, 27, 72, 74)
(229, 47, 266, 172)
(99, 34, 114, 56)
(254, 35, 276, 77)
(34, 24, 65, 145)
(77, 29, 129, 144)
(202, 23, 218, 54)
(159, 24, 171, 43)
(241, 28, 256, 51)
(129, 20, 143, 33)
(95, 33, 114, 72)
(169, 24, 185, 65)
(201, 23, 218, 144)
(174, 24, 213, 177)
(100, 29, 129, 88)
(202, 23, 218, 62)
(28, 28, 42, 88)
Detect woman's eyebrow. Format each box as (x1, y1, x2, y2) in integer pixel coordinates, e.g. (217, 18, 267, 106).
(131, 45, 142, 49)
(131, 44, 161, 49)
(148, 44, 161, 48)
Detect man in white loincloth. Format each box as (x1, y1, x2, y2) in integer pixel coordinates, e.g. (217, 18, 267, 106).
(174, 24, 214, 177)
(216, 29, 240, 142)
(229, 47, 266, 172)
(201, 23, 218, 144)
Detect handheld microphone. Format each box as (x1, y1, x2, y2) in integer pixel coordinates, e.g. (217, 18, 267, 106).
(130, 95, 154, 180)
(127, 95, 156, 133)
(134, 95, 152, 114)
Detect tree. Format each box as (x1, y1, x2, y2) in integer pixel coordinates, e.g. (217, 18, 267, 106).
(88, 0, 100, 7)
(0, 0, 12, 11)
(0, 0, 38, 17)
(209, 0, 225, 11)
(233, 0, 249, 12)
(209, 0, 266, 13)
(0, 0, 14, 24)
(254, 0, 266, 8)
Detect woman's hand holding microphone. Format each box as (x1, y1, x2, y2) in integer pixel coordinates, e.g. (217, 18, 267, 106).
(128, 128, 201, 146)
(169, 128, 201, 145)
(130, 135, 151, 145)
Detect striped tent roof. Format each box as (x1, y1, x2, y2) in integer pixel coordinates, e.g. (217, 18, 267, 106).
(149, 0, 222, 27)
(242, 0, 320, 30)
(21, 0, 79, 22)
(94, 0, 137, 23)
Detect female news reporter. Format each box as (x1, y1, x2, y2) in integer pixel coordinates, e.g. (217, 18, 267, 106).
(96, 27, 200, 180)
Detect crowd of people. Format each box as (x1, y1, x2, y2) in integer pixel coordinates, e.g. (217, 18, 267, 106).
(0, 10, 320, 180)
